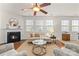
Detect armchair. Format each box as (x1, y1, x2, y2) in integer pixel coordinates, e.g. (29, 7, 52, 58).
(65, 42, 79, 53)
(0, 43, 27, 56)
(53, 47, 79, 56)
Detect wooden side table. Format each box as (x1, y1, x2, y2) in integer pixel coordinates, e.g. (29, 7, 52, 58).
(62, 34, 70, 41)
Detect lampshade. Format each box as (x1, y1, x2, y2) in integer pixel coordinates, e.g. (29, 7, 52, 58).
(46, 33, 51, 37)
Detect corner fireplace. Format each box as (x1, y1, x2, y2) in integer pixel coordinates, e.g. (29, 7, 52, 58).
(7, 32, 21, 43)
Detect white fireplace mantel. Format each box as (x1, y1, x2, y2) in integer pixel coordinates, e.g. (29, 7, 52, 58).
(2, 28, 22, 44)
(5, 28, 22, 32)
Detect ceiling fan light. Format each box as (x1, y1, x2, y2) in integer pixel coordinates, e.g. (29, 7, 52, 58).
(33, 7, 40, 12)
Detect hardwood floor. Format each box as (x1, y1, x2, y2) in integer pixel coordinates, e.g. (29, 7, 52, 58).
(15, 40, 59, 56)
(14, 40, 79, 56)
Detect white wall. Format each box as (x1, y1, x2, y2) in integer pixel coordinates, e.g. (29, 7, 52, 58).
(0, 9, 25, 44)
(1, 3, 79, 44)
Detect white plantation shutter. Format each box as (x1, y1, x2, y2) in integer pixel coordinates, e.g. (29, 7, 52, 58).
(25, 19, 54, 32)
(61, 20, 69, 32)
(72, 20, 79, 32)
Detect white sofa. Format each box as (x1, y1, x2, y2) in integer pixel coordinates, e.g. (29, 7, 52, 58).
(65, 42, 79, 54)
(0, 43, 27, 56)
(53, 42, 79, 56)
(53, 47, 79, 56)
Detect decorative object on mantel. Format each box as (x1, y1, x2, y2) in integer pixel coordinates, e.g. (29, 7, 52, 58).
(6, 18, 21, 29)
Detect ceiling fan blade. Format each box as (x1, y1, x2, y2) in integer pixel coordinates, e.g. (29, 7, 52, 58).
(40, 9, 48, 14)
(40, 3, 51, 7)
(33, 11, 37, 16)
(22, 7, 33, 11)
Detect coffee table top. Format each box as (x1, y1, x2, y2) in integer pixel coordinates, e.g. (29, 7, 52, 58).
(32, 39, 47, 45)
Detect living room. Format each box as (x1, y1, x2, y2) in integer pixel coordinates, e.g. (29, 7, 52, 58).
(1, 3, 79, 56)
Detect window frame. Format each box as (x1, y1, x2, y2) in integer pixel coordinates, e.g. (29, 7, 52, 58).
(61, 20, 70, 32)
(25, 19, 54, 32)
(72, 20, 79, 32)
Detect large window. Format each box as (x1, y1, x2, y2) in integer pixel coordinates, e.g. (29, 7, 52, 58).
(25, 20, 33, 31)
(34, 20, 44, 32)
(61, 20, 69, 32)
(72, 20, 79, 32)
(25, 19, 54, 32)
(44, 20, 53, 32)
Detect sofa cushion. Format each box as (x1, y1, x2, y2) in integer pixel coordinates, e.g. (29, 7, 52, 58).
(53, 47, 79, 56)
(16, 50, 27, 56)
(65, 43, 79, 53)
(0, 43, 14, 54)
(0, 49, 17, 56)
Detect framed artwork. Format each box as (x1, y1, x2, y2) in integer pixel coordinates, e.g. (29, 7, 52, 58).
(7, 18, 19, 29)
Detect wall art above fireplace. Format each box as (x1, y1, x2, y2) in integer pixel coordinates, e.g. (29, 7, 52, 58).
(6, 17, 21, 29)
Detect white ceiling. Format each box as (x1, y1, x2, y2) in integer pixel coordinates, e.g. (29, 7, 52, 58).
(1, 3, 79, 16)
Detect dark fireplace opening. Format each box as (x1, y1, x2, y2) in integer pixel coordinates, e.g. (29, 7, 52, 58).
(7, 32, 21, 43)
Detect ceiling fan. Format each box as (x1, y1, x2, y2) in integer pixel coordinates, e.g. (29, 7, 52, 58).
(22, 3, 51, 16)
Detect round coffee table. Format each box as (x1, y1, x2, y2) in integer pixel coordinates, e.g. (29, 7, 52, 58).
(32, 39, 47, 56)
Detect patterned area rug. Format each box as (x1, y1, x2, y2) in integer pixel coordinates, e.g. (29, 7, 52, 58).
(14, 40, 25, 49)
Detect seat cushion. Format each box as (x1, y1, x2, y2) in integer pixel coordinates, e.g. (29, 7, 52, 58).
(0, 49, 17, 56)
(53, 47, 79, 56)
(0, 43, 14, 54)
(65, 43, 79, 53)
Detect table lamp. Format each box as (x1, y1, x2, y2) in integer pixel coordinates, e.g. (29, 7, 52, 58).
(46, 27, 54, 37)
(48, 27, 56, 43)
(49, 28, 56, 38)
(49, 27, 54, 35)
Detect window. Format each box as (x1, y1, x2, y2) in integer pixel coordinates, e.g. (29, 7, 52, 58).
(45, 20, 53, 26)
(26, 20, 33, 25)
(35, 20, 44, 32)
(72, 20, 79, 32)
(25, 19, 54, 32)
(44, 20, 54, 31)
(26, 20, 33, 31)
(61, 20, 69, 32)
(35, 20, 44, 26)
